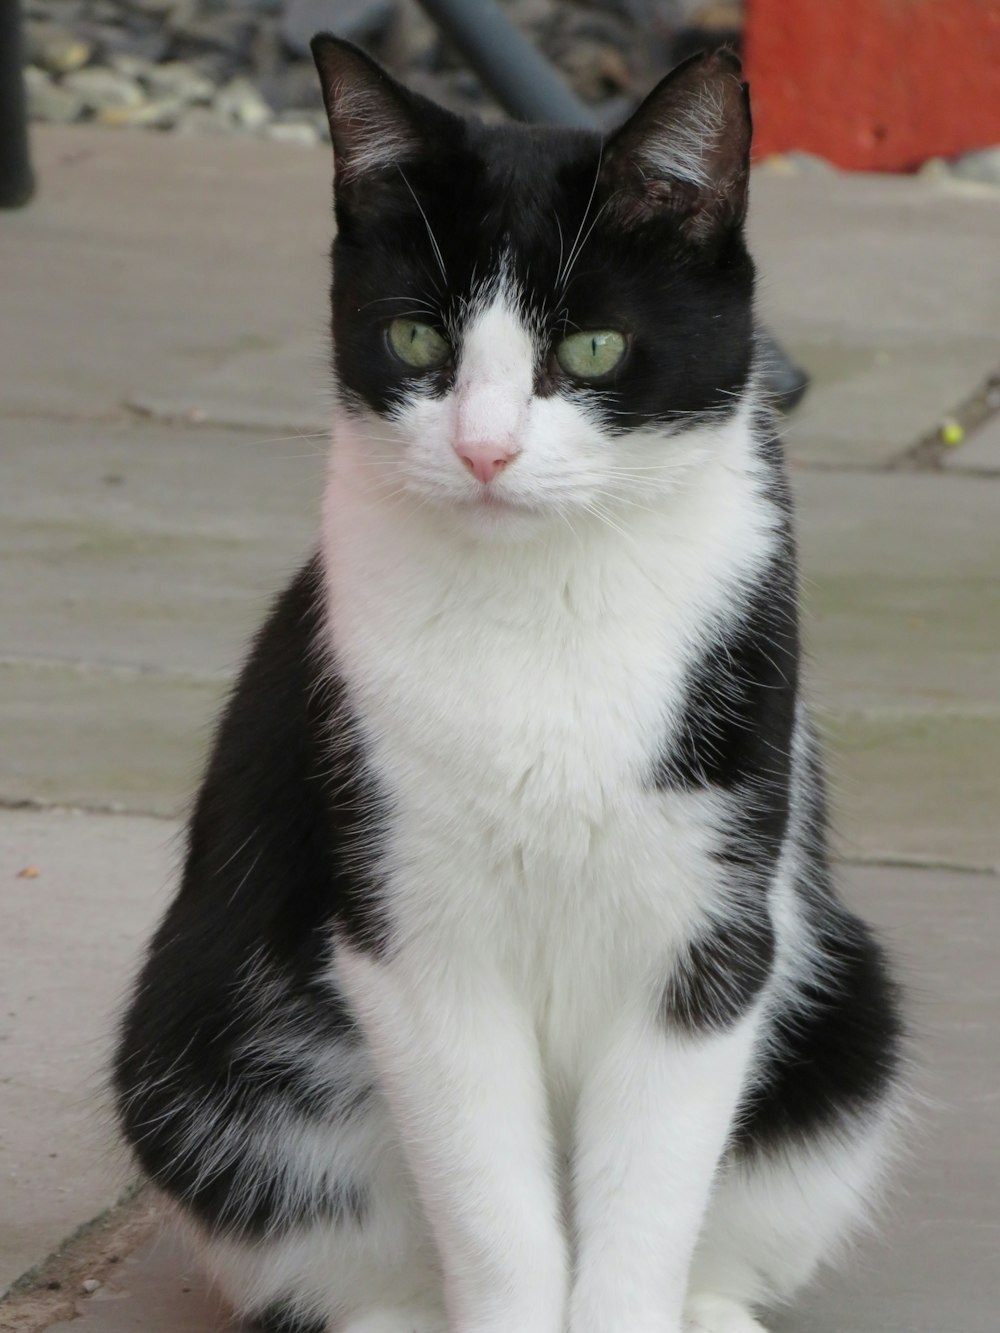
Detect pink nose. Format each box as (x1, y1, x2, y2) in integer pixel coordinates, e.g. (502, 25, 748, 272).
(455, 441, 517, 486)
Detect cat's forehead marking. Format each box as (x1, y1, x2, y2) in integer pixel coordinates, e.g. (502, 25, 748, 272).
(453, 248, 543, 346)
(454, 290, 535, 448)
(459, 276, 535, 389)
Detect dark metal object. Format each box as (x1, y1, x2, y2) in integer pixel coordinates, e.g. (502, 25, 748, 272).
(284, 0, 395, 59)
(412, 0, 597, 130)
(410, 0, 809, 410)
(0, 0, 35, 208)
(756, 328, 810, 413)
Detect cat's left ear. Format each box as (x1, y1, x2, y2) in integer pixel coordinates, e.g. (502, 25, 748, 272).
(601, 49, 751, 241)
(311, 34, 447, 195)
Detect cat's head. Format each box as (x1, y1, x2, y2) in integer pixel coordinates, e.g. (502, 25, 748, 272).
(313, 35, 756, 538)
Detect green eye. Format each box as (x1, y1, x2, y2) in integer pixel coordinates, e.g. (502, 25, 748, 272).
(555, 329, 627, 380)
(388, 318, 450, 370)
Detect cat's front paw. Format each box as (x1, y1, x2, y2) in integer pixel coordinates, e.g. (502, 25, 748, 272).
(684, 1294, 768, 1333)
(339, 1305, 449, 1333)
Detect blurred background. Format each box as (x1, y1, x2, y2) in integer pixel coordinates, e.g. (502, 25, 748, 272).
(1, 2, 999, 1331)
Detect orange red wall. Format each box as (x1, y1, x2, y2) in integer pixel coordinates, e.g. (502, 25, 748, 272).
(744, 0, 1000, 170)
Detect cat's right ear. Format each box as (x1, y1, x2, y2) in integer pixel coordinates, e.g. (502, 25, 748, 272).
(311, 34, 434, 198)
(601, 49, 751, 242)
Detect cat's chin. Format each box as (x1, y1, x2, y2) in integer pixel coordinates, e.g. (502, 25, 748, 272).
(445, 491, 554, 542)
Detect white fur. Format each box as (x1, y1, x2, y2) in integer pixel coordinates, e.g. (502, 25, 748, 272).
(452, 271, 536, 457)
(690, 1106, 900, 1311)
(327, 79, 417, 183)
(569, 1015, 762, 1333)
(321, 287, 778, 1332)
(639, 84, 727, 192)
(201, 289, 896, 1332)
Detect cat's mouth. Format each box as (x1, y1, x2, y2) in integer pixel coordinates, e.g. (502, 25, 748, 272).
(446, 486, 552, 536)
(456, 488, 530, 514)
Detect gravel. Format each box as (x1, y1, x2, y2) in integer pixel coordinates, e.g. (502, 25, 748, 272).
(16, 0, 1000, 178)
(24, 64, 87, 122)
(25, 20, 93, 73)
(62, 64, 146, 110)
(19, 0, 690, 141)
(950, 146, 1000, 186)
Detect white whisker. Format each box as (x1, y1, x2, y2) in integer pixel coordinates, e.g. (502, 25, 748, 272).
(397, 167, 448, 289)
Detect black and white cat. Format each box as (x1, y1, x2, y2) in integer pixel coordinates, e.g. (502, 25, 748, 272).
(114, 36, 905, 1333)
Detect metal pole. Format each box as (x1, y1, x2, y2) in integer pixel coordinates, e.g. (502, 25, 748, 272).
(412, 0, 598, 129)
(0, 0, 35, 207)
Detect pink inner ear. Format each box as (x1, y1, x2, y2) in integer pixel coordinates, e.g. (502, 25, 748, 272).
(601, 51, 751, 237)
(610, 170, 703, 229)
(311, 34, 424, 185)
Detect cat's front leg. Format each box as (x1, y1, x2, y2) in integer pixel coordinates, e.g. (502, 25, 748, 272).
(568, 1011, 761, 1333)
(337, 942, 568, 1333)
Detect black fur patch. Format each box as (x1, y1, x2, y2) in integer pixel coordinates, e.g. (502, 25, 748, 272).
(653, 541, 796, 1031)
(662, 906, 775, 1032)
(658, 539, 799, 842)
(254, 1304, 327, 1333)
(114, 558, 389, 1236)
(732, 762, 904, 1152)
(734, 903, 903, 1152)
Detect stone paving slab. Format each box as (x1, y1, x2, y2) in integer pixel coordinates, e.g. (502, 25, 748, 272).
(0, 414, 320, 816)
(39, 864, 1000, 1333)
(44, 1233, 229, 1333)
(0, 809, 177, 1296)
(792, 469, 1000, 870)
(943, 408, 1000, 474)
(131, 336, 331, 435)
(795, 470, 1000, 716)
(0, 663, 218, 817)
(0, 128, 331, 425)
(823, 712, 1000, 873)
(749, 171, 1000, 466)
(1, 415, 321, 677)
(779, 338, 1000, 469)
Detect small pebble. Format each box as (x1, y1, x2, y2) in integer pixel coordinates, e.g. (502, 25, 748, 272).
(215, 76, 272, 130)
(950, 146, 1000, 187)
(63, 66, 145, 112)
(17, 866, 40, 879)
(81, 1278, 102, 1293)
(264, 120, 320, 146)
(25, 22, 92, 75)
(98, 97, 185, 129)
(108, 53, 156, 83)
(783, 150, 836, 174)
(145, 61, 216, 105)
(916, 156, 950, 183)
(174, 106, 233, 137)
(24, 65, 85, 125)
(758, 154, 797, 176)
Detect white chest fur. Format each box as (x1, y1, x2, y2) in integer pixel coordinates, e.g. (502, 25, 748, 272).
(321, 407, 779, 1071)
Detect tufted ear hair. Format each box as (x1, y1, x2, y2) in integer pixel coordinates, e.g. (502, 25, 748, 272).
(601, 49, 751, 242)
(311, 33, 454, 198)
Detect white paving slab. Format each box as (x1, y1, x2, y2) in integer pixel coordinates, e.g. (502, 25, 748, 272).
(0, 809, 178, 1296)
